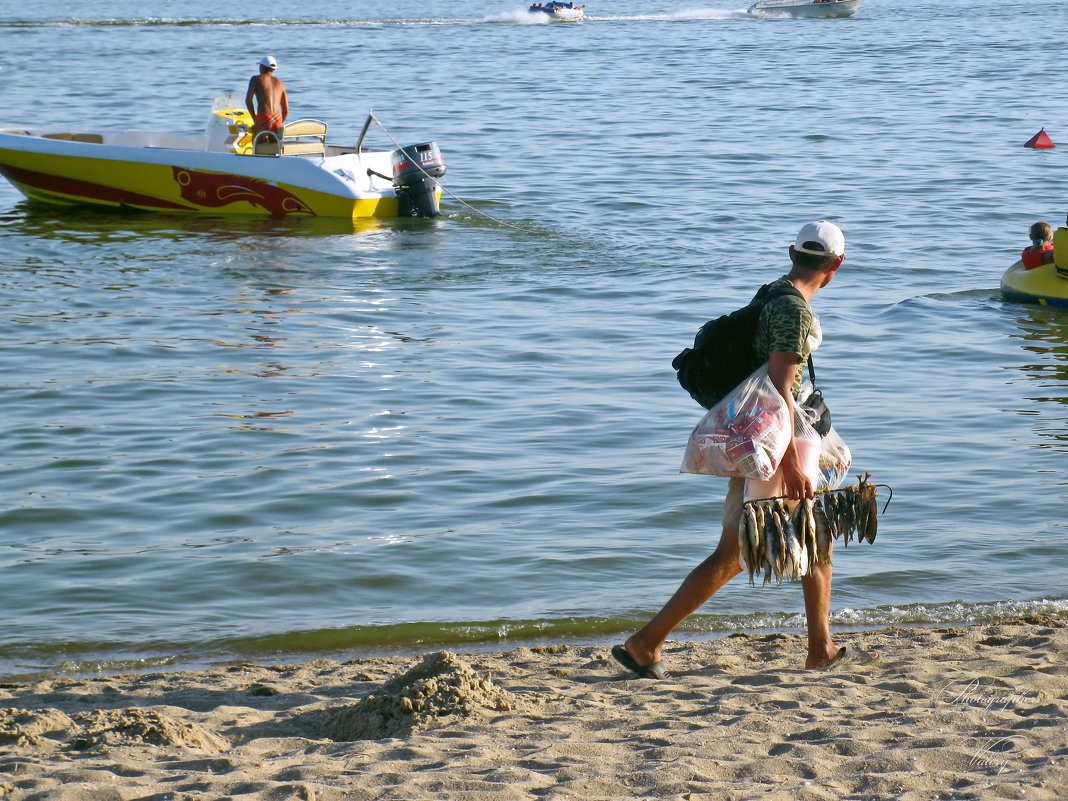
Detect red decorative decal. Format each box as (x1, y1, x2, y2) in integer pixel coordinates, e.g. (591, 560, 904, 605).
(0, 163, 195, 210)
(172, 166, 315, 215)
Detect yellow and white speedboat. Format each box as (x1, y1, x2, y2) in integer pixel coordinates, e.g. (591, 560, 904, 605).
(0, 100, 446, 220)
(1001, 261, 1068, 307)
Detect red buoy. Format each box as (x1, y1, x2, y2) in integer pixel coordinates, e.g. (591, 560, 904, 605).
(1024, 128, 1055, 149)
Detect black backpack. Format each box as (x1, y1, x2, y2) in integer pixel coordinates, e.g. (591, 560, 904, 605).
(672, 282, 805, 410)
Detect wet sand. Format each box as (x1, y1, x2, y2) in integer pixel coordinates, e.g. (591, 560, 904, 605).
(0, 618, 1064, 800)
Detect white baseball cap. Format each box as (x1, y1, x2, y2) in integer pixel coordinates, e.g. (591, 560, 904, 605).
(794, 220, 845, 258)
(259, 56, 277, 70)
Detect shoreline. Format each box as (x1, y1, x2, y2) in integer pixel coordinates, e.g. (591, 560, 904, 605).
(6, 597, 1066, 682)
(1, 617, 1063, 800)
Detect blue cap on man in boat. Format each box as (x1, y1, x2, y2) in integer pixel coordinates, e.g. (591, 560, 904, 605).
(259, 56, 277, 71)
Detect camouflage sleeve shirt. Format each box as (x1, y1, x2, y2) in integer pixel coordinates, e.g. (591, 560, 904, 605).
(752, 276, 814, 398)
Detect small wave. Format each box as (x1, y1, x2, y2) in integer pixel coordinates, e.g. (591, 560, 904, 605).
(0, 17, 476, 28)
(0, 17, 378, 27)
(681, 598, 1068, 633)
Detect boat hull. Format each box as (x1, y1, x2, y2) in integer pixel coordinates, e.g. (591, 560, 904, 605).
(0, 130, 434, 220)
(530, 7, 584, 21)
(749, 0, 864, 19)
(1001, 261, 1068, 307)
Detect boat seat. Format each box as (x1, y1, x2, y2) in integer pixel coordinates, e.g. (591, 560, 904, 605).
(252, 119, 328, 157)
(43, 132, 105, 144)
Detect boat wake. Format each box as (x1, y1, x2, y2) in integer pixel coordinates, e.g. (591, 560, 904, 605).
(482, 11, 552, 24)
(588, 8, 751, 22)
(2, 9, 754, 28)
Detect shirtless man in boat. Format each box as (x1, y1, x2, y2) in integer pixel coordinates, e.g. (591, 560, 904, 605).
(245, 56, 289, 143)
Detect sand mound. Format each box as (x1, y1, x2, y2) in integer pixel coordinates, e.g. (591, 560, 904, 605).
(0, 707, 74, 747)
(321, 651, 524, 740)
(71, 708, 229, 752)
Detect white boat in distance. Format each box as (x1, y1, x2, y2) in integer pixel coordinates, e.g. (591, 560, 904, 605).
(749, 0, 864, 19)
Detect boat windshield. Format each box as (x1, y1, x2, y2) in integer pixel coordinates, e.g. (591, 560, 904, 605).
(211, 91, 244, 112)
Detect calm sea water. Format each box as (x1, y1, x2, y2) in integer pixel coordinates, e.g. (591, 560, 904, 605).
(1, 0, 1065, 678)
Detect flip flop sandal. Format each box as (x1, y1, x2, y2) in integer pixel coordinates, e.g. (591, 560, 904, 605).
(611, 644, 668, 680)
(825, 645, 879, 669)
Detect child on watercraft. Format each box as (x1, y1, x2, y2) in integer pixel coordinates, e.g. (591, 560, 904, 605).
(1021, 221, 1054, 270)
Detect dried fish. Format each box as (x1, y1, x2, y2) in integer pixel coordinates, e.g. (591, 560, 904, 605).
(804, 499, 817, 545)
(750, 503, 765, 568)
(839, 486, 855, 545)
(813, 498, 832, 566)
(820, 493, 838, 541)
(777, 501, 794, 580)
(746, 500, 767, 585)
(738, 507, 752, 577)
(855, 488, 869, 542)
(805, 499, 818, 573)
(740, 504, 759, 583)
(739, 476, 888, 586)
(864, 493, 878, 543)
(767, 507, 784, 583)
(862, 495, 880, 546)
(763, 522, 775, 586)
(791, 499, 810, 578)
(857, 473, 878, 544)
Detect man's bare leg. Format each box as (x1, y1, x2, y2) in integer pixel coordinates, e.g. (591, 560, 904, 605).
(622, 523, 742, 667)
(801, 560, 839, 668)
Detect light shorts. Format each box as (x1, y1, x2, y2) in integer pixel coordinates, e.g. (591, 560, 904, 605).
(724, 473, 791, 531)
(723, 476, 745, 530)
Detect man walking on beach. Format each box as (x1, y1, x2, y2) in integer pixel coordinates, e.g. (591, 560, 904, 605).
(613, 220, 868, 679)
(245, 56, 289, 142)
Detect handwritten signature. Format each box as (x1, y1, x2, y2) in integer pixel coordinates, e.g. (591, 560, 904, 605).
(936, 678, 1039, 711)
(969, 735, 1028, 775)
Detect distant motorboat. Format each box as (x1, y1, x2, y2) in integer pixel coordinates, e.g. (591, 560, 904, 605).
(529, 2, 585, 21)
(749, 0, 864, 19)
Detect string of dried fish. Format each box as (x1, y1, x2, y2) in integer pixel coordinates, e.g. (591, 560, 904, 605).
(738, 473, 888, 585)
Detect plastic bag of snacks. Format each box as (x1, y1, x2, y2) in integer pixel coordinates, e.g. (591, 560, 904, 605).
(744, 408, 822, 499)
(816, 426, 851, 491)
(680, 364, 791, 480)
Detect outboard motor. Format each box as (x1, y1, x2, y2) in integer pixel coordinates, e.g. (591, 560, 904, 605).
(391, 142, 446, 218)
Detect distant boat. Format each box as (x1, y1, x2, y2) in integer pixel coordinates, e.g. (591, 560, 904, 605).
(749, 0, 864, 19)
(529, 2, 585, 21)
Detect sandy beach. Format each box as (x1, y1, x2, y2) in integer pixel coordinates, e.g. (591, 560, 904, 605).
(0, 618, 1063, 801)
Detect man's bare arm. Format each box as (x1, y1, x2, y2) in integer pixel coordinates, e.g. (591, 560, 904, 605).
(768, 351, 813, 500)
(245, 77, 258, 118)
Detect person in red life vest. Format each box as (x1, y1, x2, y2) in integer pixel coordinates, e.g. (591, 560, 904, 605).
(1021, 221, 1055, 270)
